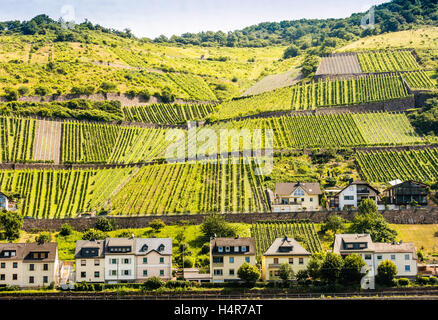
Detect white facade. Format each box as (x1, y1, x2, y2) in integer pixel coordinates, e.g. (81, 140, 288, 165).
(337, 182, 379, 211)
(104, 254, 136, 283)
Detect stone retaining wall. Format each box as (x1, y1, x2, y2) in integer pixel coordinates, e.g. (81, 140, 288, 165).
(22, 207, 438, 232)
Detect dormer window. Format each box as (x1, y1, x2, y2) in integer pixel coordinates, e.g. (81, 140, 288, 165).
(158, 244, 165, 252)
(10, 251, 15, 257)
(141, 244, 149, 252)
(4, 251, 9, 257)
(293, 188, 305, 196)
(218, 247, 223, 253)
(225, 246, 230, 253)
(241, 246, 247, 252)
(346, 243, 354, 249)
(234, 246, 239, 252)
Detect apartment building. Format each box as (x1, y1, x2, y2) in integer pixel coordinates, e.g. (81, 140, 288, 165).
(104, 238, 136, 284)
(135, 238, 172, 281)
(261, 237, 311, 281)
(75, 240, 105, 283)
(210, 237, 256, 283)
(0, 242, 59, 288)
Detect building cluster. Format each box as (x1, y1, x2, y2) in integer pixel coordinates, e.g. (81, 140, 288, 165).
(0, 233, 418, 289)
(267, 180, 431, 213)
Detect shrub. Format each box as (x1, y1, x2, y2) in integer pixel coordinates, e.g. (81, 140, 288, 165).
(59, 223, 73, 236)
(200, 214, 236, 239)
(416, 276, 430, 286)
(165, 280, 198, 289)
(148, 219, 165, 232)
(35, 232, 50, 244)
(34, 86, 49, 96)
(429, 276, 438, 285)
(183, 257, 194, 268)
(376, 260, 397, 286)
(17, 86, 29, 96)
(397, 278, 410, 286)
(82, 228, 107, 240)
(141, 277, 164, 290)
(3, 87, 18, 101)
(237, 263, 260, 284)
(200, 243, 210, 255)
(94, 217, 116, 232)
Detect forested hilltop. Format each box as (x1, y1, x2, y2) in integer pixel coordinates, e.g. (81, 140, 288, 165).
(155, 0, 438, 48)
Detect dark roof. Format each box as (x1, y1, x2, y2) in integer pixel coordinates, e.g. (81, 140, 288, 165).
(0, 242, 58, 262)
(333, 234, 374, 254)
(336, 180, 380, 196)
(385, 180, 430, 191)
(210, 237, 256, 255)
(75, 240, 105, 259)
(275, 182, 321, 196)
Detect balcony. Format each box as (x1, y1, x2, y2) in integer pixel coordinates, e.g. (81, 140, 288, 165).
(357, 189, 370, 194)
(268, 264, 281, 268)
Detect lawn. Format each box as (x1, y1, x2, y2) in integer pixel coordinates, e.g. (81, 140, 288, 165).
(391, 224, 438, 260)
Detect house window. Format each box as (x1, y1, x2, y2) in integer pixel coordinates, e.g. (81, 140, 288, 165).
(11, 251, 15, 257)
(225, 247, 230, 253)
(160, 257, 164, 264)
(94, 271, 100, 278)
(29, 276, 34, 284)
(346, 244, 354, 249)
(29, 264, 34, 271)
(274, 258, 279, 264)
(160, 270, 164, 276)
(13, 262, 17, 268)
(344, 195, 354, 201)
(245, 257, 250, 263)
(218, 247, 223, 253)
(281, 198, 289, 205)
(365, 254, 372, 260)
(391, 255, 396, 260)
(213, 269, 223, 276)
(143, 257, 148, 264)
(123, 270, 130, 276)
(213, 257, 223, 263)
(405, 265, 411, 272)
(110, 270, 117, 276)
(241, 246, 247, 252)
(289, 258, 293, 264)
(0, 263, 5, 268)
(299, 258, 304, 265)
(43, 264, 48, 271)
(0, 274, 4, 281)
(377, 255, 382, 260)
(111, 259, 117, 264)
(234, 246, 239, 252)
(310, 198, 313, 202)
(229, 269, 234, 276)
(123, 259, 130, 264)
(81, 272, 86, 278)
(229, 257, 234, 263)
(43, 276, 48, 283)
(405, 254, 410, 260)
(94, 260, 100, 266)
(143, 270, 148, 277)
(294, 189, 305, 196)
(12, 274, 17, 280)
(81, 260, 86, 266)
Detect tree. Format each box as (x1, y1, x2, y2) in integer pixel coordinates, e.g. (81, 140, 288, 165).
(278, 263, 294, 282)
(349, 212, 397, 242)
(322, 215, 345, 234)
(82, 228, 108, 240)
(94, 217, 116, 232)
(3, 87, 18, 101)
(0, 211, 23, 241)
(200, 214, 236, 239)
(306, 252, 325, 279)
(35, 232, 50, 244)
(340, 253, 366, 285)
(237, 263, 260, 284)
(320, 252, 343, 283)
(358, 198, 378, 215)
(376, 260, 397, 286)
(283, 45, 300, 59)
(148, 219, 165, 232)
(59, 223, 73, 236)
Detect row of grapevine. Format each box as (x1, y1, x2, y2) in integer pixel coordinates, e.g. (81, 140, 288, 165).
(61, 121, 172, 164)
(122, 104, 215, 124)
(357, 51, 421, 73)
(251, 221, 323, 260)
(209, 111, 422, 149)
(402, 71, 436, 90)
(212, 74, 410, 120)
(167, 73, 217, 101)
(356, 148, 438, 183)
(0, 169, 93, 218)
(108, 158, 269, 215)
(0, 116, 35, 163)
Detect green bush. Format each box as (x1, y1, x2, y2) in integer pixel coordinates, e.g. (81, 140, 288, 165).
(59, 223, 73, 236)
(141, 277, 164, 290)
(417, 276, 430, 285)
(397, 278, 410, 286)
(429, 276, 438, 285)
(165, 280, 198, 289)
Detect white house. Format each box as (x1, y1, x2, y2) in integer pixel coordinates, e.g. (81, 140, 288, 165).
(0, 192, 17, 211)
(331, 180, 379, 211)
(104, 238, 136, 284)
(333, 234, 418, 284)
